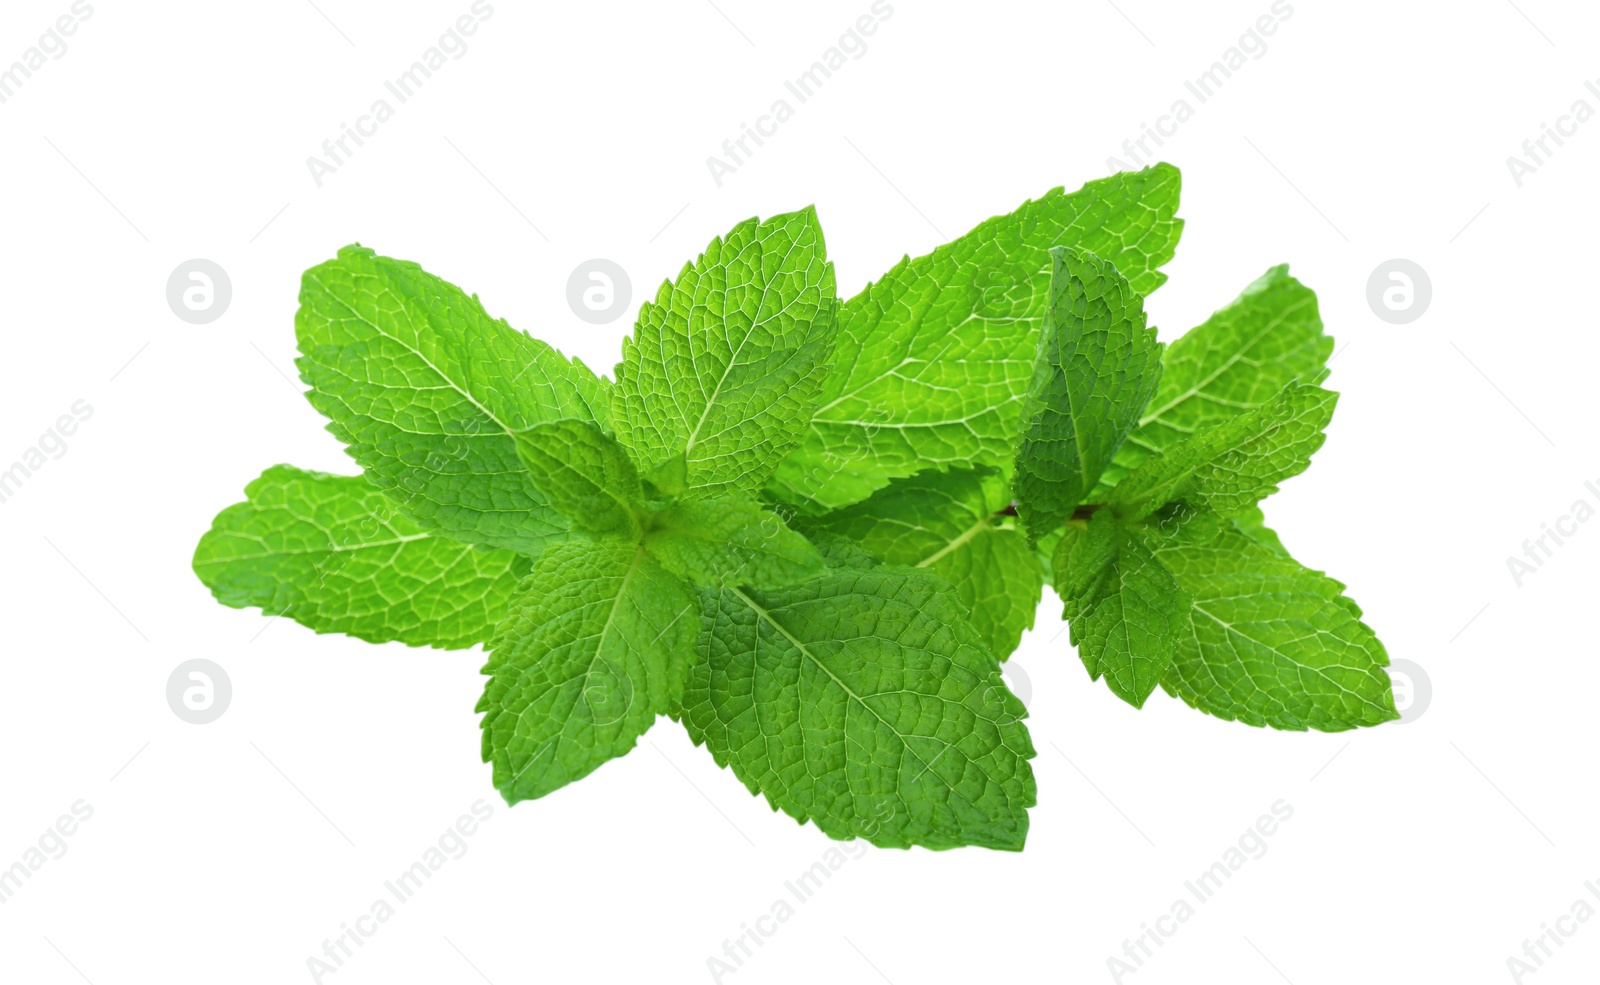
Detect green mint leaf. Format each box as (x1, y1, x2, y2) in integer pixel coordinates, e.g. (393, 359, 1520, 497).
(192, 165, 1403, 846)
(1033, 525, 1065, 585)
(1230, 504, 1290, 558)
(681, 561, 1037, 850)
(612, 208, 836, 496)
(770, 164, 1183, 512)
(514, 419, 644, 540)
(1144, 523, 1398, 731)
(643, 494, 824, 589)
(1053, 511, 1186, 708)
(798, 467, 1042, 661)
(1013, 247, 1163, 539)
(1108, 382, 1338, 522)
(297, 245, 609, 555)
(193, 465, 527, 649)
(478, 541, 698, 803)
(1099, 265, 1331, 492)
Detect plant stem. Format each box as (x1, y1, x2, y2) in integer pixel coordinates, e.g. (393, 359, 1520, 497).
(997, 502, 1098, 521)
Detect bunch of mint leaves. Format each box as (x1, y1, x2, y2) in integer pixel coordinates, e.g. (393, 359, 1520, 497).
(193, 163, 1398, 852)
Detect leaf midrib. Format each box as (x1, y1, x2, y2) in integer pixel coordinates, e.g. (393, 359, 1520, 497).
(309, 269, 522, 445)
(682, 225, 810, 457)
(200, 532, 435, 561)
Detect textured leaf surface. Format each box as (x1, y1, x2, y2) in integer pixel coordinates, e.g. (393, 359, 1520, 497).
(643, 494, 823, 589)
(800, 467, 1041, 661)
(1231, 504, 1289, 558)
(1100, 265, 1330, 491)
(681, 561, 1036, 850)
(479, 542, 698, 802)
(1053, 512, 1185, 708)
(1146, 524, 1398, 731)
(1109, 383, 1337, 522)
(1033, 526, 1065, 585)
(193, 465, 527, 649)
(297, 245, 608, 554)
(1014, 247, 1163, 539)
(612, 208, 836, 495)
(771, 164, 1183, 512)
(514, 420, 643, 540)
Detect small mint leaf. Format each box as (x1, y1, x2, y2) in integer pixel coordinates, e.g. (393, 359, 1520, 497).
(643, 494, 824, 589)
(1143, 522, 1399, 731)
(612, 208, 837, 496)
(479, 541, 699, 803)
(1109, 382, 1338, 522)
(1014, 247, 1163, 540)
(1099, 265, 1332, 493)
(1053, 511, 1186, 708)
(514, 419, 645, 541)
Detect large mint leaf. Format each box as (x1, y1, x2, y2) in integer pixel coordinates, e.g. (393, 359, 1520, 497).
(1145, 524, 1398, 731)
(681, 559, 1037, 850)
(1099, 265, 1331, 492)
(770, 164, 1183, 512)
(1053, 511, 1186, 708)
(799, 467, 1041, 661)
(193, 465, 527, 649)
(478, 542, 698, 802)
(1014, 247, 1163, 539)
(642, 494, 823, 589)
(1109, 382, 1337, 522)
(514, 420, 644, 540)
(612, 208, 836, 496)
(297, 245, 608, 555)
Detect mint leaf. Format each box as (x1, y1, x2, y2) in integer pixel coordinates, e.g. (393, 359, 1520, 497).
(193, 465, 527, 649)
(1013, 247, 1163, 539)
(479, 541, 699, 802)
(1033, 525, 1065, 585)
(194, 165, 1403, 848)
(1231, 504, 1290, 558)
(612, 208, 836, 496)
(1053, 511, 1186, 708)
(643, 494, 824, 589)
(297, 245, 608, 555)
(514, 420, 644, 540)
(799, 467, 1041, 661)
(1145, 524, 1398, 731)
(1109, 382, 1337, 522)
(1099, 265, 1331, 492)
(681, 558, 1037, 850)
(770, 164, 1183, 512)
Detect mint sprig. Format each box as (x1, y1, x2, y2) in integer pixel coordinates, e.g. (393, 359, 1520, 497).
(193, 164, 1398, 852)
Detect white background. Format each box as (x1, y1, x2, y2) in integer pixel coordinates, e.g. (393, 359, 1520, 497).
(1, 1, 1597, 982)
